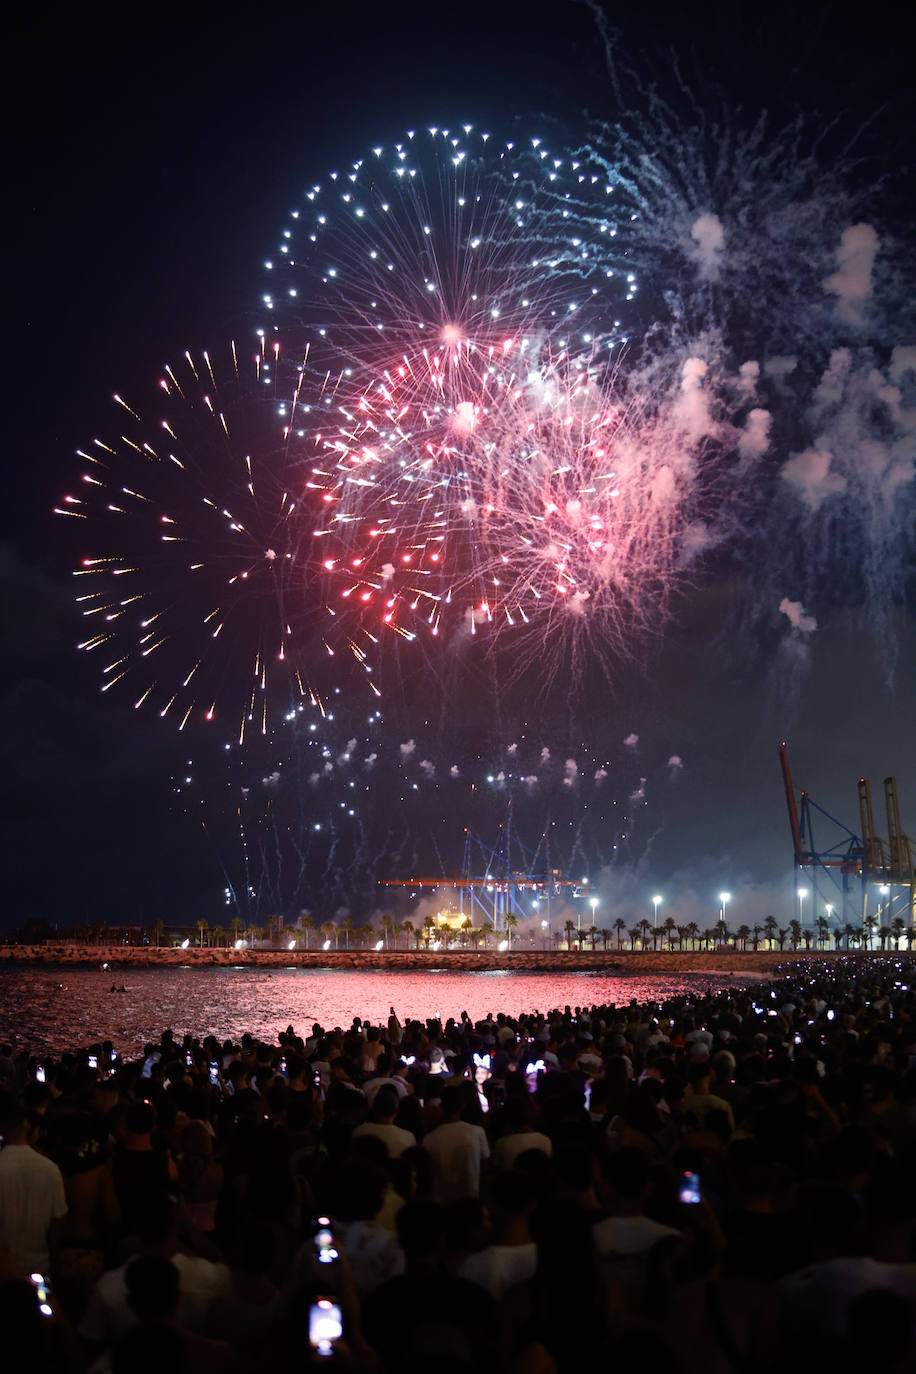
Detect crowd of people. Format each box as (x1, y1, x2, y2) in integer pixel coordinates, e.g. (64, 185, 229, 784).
(1, 955, 916, 1372)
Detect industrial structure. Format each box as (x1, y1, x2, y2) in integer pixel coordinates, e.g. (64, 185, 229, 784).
(379, 829, 590, 933)
(779, 741, 915, 933)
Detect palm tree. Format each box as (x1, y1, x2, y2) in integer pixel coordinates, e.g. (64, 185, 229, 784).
(751, 924, 763, 952)
(816, 915, 829, 950)
(196, 919, 209, 949)
(563, 919, 576, 950)
(248, 924, 264, 947)
(878, 925, 892, 950)
(212, 924, 224, 948)
(505, 912, 519, 948)
(381, 914, 394, 950)
(614, 917, 627, 950)
(599, 928, 612, 951)
(283, 924, 296, 949)
(685, 922, 700, 950)
(863, 914, 877, 950)
(736, 924, 751, 951)
(422, 915, 437, 947)
(321, 921, 335, 948)
(461, 916, 474, 948)
(662, 916, 677, 949)
(776, 926, 789, 950)
(763, 915, 778, 949)
(478, 921, 494, 948)
(789, 919, 801, 950)
(843, 922, 858, 949)
(638, 918, 653, 949)
(340, 917, 354, 950)
(891, 916, 905, 949)
(302, 915, 314, 950)
(402, 920, 415, 949)
(230, 916, 244, 945)
(266, 916, 278, 947)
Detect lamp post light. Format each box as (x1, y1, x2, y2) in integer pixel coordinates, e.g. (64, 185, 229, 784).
(652, 895, 662, 930)
(797, 887, 808, 929)
(589, 897, 599, 943)
(718, 891, 731, 927)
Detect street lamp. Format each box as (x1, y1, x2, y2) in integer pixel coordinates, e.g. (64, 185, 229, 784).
(719, 892, 731, 926)
(652, 895, 662, 929)
(589, 897, 598, 934)
(797, 887, 808, 928)
(575, 879, 587, 934)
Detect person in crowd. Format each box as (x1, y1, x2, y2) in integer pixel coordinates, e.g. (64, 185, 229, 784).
(423, 1084, 490, 1202)
(0, 1095, 68, 1276)
(458, 1168, 538, 1299)
(6, 954, 916, 1371)
(352, 1086, 417, 1158)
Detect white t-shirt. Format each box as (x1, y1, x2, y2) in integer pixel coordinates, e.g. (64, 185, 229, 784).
(779, 1257, 916, 1345)
(334, 1218, 405, 1295)
(351, 1121, 417, 1158)
(592, 1214, 681, 1257)
(459, 1242, 537, 1299)
(491, 1131, 553, 1171)
(423, 1120, 490, 1202)
(79, 1252, 232, 1344)
(0, 1144, 67, 1275)
(363, 1075, 409, 1105)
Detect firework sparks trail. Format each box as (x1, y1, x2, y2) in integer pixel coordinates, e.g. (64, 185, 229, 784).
(57, 343, 382, 737)
(64, 104, 915, 739)
(306, 338, 743, 683)
(262, 125, 633, 369)
(524, 68, 916, 670)
(176, 718, 676, 920)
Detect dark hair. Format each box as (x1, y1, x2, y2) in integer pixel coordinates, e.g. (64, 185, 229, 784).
(438, 1086, 462, 1118)
(112, 1324, 189, 1374)
(371, 1088, 400, 1120)
(329, 1161, 388, 1221)
(395, 1200, 446, 1254)
(603, 1145, 650, 1199)
(125, 1256, 180, 1321)
(125, 1101, 156, 1136)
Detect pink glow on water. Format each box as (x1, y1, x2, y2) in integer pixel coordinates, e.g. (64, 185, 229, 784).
(0, 965, 765, 1055)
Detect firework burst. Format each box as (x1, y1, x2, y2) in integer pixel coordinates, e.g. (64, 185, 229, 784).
(56, 342, 382, 737)
(262, 124, 635, 370)
(308, 337, 736, 682)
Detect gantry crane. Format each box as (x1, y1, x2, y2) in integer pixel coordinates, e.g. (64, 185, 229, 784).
(779, 742, 914, 931)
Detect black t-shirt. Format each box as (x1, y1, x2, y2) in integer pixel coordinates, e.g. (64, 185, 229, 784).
(111, 1144, 171, 1234)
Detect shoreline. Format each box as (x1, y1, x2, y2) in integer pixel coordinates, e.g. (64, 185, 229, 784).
(0, 943, 878, 975)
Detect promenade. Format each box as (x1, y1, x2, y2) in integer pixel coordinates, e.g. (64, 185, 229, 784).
(0, 941, 871, 973)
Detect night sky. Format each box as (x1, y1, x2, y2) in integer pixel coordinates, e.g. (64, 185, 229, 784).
(4, 0, 914, 934)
